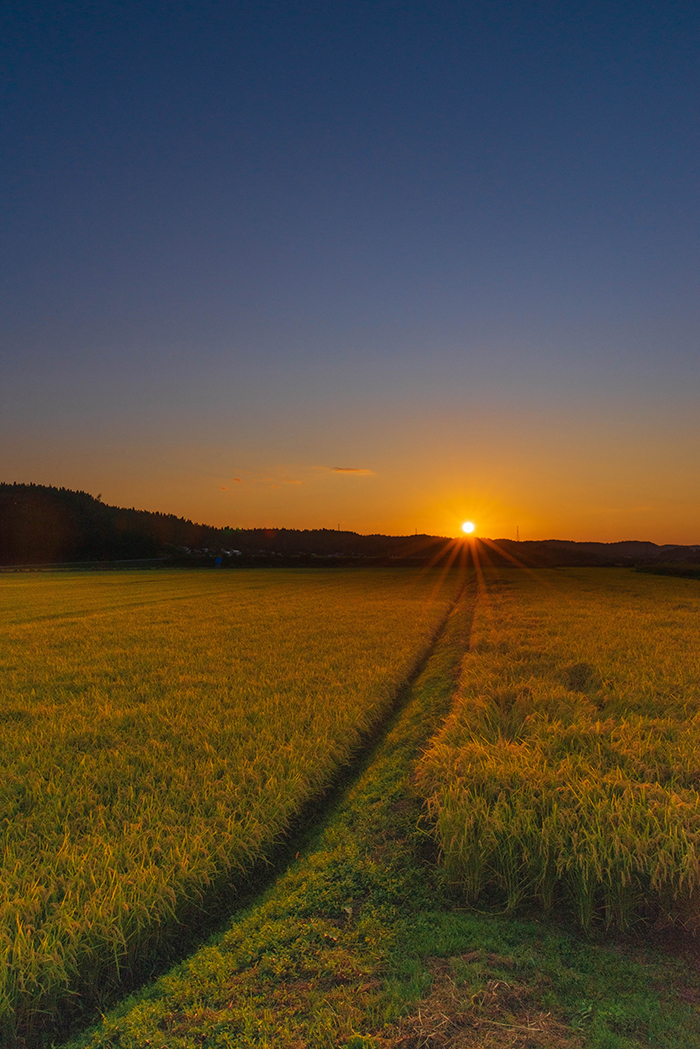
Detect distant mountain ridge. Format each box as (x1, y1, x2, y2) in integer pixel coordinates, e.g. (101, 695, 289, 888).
(1, 482, 698, 568)
(481, 537, 700, 568)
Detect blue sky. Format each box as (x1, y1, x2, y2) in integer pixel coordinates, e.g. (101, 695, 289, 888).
(2, 1, 699, 540)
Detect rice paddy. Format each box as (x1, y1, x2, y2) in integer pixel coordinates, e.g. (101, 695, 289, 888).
(59, 573, 700, 1049)
(419, 566, 700, 930)
(0, 567, 458, 1044)
(5, 563, 700, 1048)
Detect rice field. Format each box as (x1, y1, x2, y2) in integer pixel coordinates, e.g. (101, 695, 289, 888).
(0, 567, 458, 1044)
(419, 567, 700, 930)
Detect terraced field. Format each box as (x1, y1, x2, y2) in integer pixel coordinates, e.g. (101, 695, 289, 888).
(0, 567, 459, 1045)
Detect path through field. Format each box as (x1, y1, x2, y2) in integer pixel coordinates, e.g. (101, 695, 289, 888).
(64, 571, 700, 1049)
(0, 567, 463, 1046)
(63, 575, 477, 1049)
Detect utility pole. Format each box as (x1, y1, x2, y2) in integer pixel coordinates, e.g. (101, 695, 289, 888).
(516, 525, 520, 542)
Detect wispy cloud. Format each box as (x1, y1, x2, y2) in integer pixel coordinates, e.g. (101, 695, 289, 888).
(226, 472, 302, 489)
(331, 467, 374, 475)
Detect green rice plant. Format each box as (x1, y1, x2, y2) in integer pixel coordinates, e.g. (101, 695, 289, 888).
(0, 567, 459, 1044)
(419, 567, 700, 931)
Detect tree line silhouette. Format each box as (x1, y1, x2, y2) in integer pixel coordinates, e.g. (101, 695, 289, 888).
(1, 483, 698, 569)
(0, 483, 451, 565)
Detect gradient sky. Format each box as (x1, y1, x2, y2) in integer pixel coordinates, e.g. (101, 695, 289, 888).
(2, 0, 699, 541)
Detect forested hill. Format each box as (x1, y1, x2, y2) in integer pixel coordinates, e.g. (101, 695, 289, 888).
(1, 482, 698, 567)
(0, 483, 451, 565)
(0, 483, 204, 563)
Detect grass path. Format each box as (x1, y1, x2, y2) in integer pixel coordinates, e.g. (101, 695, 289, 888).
(64, 579, 700, 1049)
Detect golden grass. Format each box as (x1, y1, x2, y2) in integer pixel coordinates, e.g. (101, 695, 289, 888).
(0, 567, 457, 1042)
(418, 568, 700, 931)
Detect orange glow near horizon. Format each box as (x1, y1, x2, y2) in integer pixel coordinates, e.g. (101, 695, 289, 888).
(7, 441, 700, 545)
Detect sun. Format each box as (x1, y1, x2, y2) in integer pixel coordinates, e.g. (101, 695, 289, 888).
(461, 521, 475, 534)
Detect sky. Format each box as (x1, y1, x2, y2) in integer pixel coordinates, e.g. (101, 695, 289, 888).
(2, 0, 699, 542)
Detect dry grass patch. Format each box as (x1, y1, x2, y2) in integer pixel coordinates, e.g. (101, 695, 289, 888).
(379, 953, 582, 1049)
